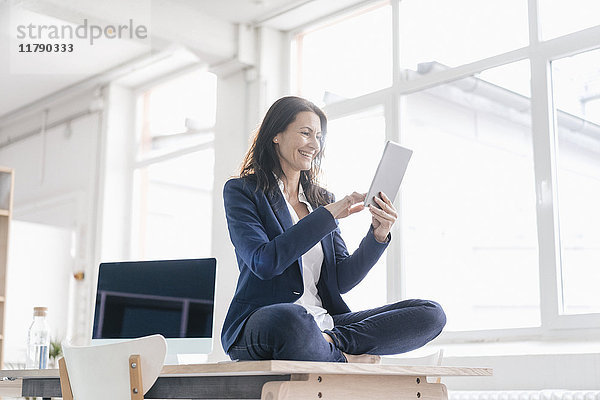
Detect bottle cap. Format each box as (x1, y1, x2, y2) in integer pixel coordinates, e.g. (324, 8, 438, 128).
(33, 307, 48, 316)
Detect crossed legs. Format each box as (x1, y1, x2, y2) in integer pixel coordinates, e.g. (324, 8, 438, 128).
(227, 299, 446, 363)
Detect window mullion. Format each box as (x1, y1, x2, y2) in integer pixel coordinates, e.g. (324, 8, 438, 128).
(385, 0, 403, 304)
(384, 94, 404, 304)
(528, 0, 562, 332)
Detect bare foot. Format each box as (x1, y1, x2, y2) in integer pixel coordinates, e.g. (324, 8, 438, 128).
(322, 332, 380, 364)
(322, 332, 335, 344)
(343, 353, 381, 364)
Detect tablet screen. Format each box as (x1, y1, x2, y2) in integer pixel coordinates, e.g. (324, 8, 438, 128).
(364, 141, 412, 208)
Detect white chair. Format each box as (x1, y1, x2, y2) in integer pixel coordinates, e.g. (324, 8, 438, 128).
(383, 349, 444, 383)
(384, 349, 444, 367)
(58, 334, 167, 400)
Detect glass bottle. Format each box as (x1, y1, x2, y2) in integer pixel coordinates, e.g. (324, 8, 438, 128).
(26, 307, 50, 369)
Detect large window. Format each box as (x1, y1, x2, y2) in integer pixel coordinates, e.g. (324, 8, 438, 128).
(401, 61, 539, 331)
(293, 2, 393, 310)
(292, 0, 600, 338)
(137, 71, 216, 158)
(320, 108, 388, 310)
(539, 0, 600, 40)
(552, 48, 600, 315)
(132, 70, 217, 260)
(293, 3, 392, 105)
(398, 0, 528, 71)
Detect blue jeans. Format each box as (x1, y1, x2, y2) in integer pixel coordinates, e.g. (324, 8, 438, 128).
(227, 299, 446, 362)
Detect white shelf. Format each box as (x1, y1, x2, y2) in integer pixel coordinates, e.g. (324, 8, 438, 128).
(0, 167, 13, 368)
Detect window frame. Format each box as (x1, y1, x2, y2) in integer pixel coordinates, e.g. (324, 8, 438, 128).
(287, 0, 600, 343)
(129, 66, 216, 260)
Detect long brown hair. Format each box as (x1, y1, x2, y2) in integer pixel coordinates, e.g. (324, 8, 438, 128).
(239, 96, 331, 207)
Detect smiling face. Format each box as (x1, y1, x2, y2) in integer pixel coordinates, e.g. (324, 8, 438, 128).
(273, 111, 323, 175)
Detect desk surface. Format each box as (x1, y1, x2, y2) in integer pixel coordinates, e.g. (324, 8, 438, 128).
(0, 360, 492, 378)
(1, 362, 492, 399)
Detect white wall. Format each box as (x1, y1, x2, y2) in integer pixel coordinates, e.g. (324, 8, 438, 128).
(3, 221, 72, 366)
(95, 84, 135, 263)
(0, 103, 100, 214)
(0, 90, 103, 344)
(74, 83, 137, 342)
(208, 68, 257, 361)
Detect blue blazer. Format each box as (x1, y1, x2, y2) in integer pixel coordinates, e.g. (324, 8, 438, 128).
(221, 176, 390, 353)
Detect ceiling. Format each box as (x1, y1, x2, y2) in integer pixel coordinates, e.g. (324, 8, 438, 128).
(176, 0, 311, 24)
(178, 0, 368, 28)
(0, 0, 368, 119)
(0, 3, 152, 119)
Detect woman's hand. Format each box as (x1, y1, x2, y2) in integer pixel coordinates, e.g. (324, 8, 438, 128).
(324, 192, 366, 219)
(369, 192, 397, 243)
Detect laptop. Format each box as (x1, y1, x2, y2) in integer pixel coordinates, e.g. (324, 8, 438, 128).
(92, 258, 217, 364)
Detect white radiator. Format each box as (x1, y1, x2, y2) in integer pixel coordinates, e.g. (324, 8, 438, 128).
(450, 391, 600, 400)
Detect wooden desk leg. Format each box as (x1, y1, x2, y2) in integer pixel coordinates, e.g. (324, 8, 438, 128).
(58, 357, 74, 400)
(261, 374, 447, 400)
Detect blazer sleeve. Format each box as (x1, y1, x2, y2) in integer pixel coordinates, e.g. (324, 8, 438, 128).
(223, 179, 338, 280)
(333, 221, 391, 294)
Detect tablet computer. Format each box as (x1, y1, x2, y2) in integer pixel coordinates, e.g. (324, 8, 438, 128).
(364, 140, 413, 208)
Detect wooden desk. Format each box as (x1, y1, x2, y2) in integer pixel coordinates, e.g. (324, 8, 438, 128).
(0, 361, 492, 399)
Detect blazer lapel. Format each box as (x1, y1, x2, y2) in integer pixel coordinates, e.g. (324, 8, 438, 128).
(267, 188, 294, 231)
(267, 188, 304, 279)
(307, 198, 334, 280)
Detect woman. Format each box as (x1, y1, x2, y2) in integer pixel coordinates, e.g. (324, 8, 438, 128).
(222, 96, 446, 363)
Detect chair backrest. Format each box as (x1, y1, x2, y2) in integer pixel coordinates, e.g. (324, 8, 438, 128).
(386, 349, 444, 366)
(62, 334, 166, 400)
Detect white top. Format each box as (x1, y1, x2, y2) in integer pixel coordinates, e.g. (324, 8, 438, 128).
(277, 179, 335, 331)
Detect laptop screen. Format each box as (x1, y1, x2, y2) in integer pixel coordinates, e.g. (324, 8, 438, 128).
(92, 258, 216, 340)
